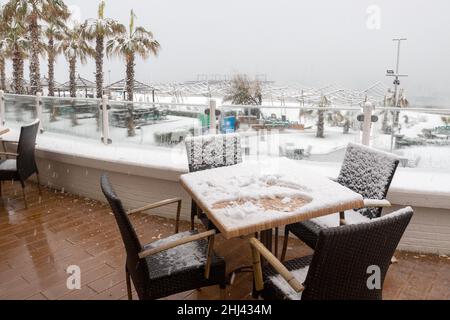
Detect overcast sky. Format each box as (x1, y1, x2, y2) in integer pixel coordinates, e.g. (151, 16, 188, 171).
(3, 0, 450, 104)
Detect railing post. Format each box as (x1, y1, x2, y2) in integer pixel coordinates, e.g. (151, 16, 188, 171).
(209, 99, 217, 134)
(361, 101, 373, 146)
(0, 90, 5, 126)
(36, 92, 44, 133)
(101, 95, 111, 144)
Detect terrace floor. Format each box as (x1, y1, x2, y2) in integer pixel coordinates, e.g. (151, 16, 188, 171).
(0, 181, 449, 300)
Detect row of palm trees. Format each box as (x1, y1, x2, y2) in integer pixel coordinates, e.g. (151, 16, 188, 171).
(0, 0, 160, 104)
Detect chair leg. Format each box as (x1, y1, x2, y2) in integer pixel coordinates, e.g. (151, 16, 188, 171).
(190, 201, 196, 230)
(125, 265, 133, 300)
(36, 173, 42, 196)
(280, 228, 289, 262)
(274, 227, 279, 258)
(219, 284, 227, 300)
(20, 181, 28, 209)
(175, 200, 181, 234)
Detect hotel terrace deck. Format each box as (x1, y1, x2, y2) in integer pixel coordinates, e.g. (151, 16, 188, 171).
(0, 181, 448, 300)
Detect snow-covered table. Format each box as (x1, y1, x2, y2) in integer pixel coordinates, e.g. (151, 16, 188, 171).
(180, 157, 364, 241)
(0, 127, 10, 136)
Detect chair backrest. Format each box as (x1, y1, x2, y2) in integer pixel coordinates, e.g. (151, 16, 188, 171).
(185, 133, 242, 172)
(302, 207, 413, 300)
(16, 119, 40, 180)
(337, 143, 399, 218)
(100, 174, 149, 297)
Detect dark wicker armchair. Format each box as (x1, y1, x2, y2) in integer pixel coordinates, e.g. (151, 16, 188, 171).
(100, 174, 227, 300)
(180, 133, 242, 231)
(251, 207, 413, 300)
(281, 143, 399, 259)
(0, 119, 41, 207)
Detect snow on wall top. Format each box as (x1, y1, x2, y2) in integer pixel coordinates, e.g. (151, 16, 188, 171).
(180, 158, 364, 236)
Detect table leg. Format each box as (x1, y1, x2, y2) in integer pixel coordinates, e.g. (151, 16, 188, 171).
(259, 229, 273, 253)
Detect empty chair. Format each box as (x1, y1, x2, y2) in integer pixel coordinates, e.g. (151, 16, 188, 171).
(251, 207, 413, 300)
(100, 174, 227, 300)
(281, 143, 399, 259)
(0, 119, 41, 207)
(180, 133, 242, 231)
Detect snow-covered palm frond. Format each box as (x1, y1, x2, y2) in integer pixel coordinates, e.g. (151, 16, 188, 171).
(58, 24, 95, 63)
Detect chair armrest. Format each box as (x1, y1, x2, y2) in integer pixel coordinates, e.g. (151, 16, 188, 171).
(249, 237, 304, 293)
(363, 199, 391, 208)
(0, 152, 18, 157)
(138, 229, 216, 259)
(127, 197, 182, 215)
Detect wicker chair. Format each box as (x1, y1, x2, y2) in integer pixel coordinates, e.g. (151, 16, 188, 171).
(281, 143, 399, 259)
(100, 173, 227, 300)
(251, 207, 413, 300)
(0, 119, 41, 207)
(180, 133, 242, 231)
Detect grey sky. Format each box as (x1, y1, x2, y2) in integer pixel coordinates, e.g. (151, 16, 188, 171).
(3, 0, 450, 104)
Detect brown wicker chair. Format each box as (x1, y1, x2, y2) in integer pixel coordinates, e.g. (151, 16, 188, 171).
(100, 173, 227, 300)
(180, 133, 242, 231)
(0, 119, 41, 207)
(281, 143, 399, 259)
(251, 207, 413, 300)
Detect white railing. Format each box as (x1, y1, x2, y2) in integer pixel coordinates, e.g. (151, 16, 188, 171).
(2, 91, 450, 154)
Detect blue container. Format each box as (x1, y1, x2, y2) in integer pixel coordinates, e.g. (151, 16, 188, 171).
(221, 116, 236, 133)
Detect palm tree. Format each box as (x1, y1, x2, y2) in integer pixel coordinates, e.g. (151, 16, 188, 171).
(2, 18, 30, 94)
(0, 7, 8, 91)
(84, 1, 125, 98)
(45, 18, 67, 97)
(106, 10, 160, 136)
(223, 74, 262, 119)
(58, 24, 94, 98)
(3, 0, 69, 95)
(58, 24, 94, 125)
(316, 95, 330, 138)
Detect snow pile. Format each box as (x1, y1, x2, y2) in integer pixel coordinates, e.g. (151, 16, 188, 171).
(268, 266, 309, 300)
(145, 231, 207, 274)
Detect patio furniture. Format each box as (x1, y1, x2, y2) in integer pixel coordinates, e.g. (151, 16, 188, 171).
(100, 173, 227, 300)
(281, 143, 399, 259)
(179, 133, 242, 232)
(0, 120, 41, 207)
(250, 207, 413, 300)
(180, 157, 369, 251)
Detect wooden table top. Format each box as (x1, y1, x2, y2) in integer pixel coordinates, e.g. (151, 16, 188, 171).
(0, 127, 10, 136)
(180, 158, 364, 239)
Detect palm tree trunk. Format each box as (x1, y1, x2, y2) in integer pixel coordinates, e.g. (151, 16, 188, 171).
(95, 35, 104, 131)
(125, 54, 135, 137)
(69, 58, 76, 98)
(29, 14, 41, 95)
(48, 37, 55, 96)
(0, 56, 5, 91)
(69, 57, 79, 126)
(95, 35, 104, 98)
(12, 46, 24, 94)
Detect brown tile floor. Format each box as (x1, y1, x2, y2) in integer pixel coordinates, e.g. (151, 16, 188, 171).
(0, 181, 449, 300)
